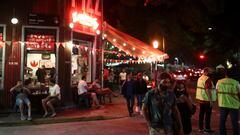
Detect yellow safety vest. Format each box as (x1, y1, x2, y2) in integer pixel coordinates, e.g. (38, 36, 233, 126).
(196, 75, 216, 101)
(217, 78, 240, 109)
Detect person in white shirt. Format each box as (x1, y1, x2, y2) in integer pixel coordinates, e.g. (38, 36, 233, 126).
(78, 76, 100, 109)
(42, 79, 61, 118)
(119, 69, 127, 92)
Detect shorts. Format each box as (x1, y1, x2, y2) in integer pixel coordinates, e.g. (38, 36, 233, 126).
(45, 97, 60, 106)
(16, 97, 30, 106)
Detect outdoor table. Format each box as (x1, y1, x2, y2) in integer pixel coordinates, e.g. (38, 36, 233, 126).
(28, 85, 49, 114)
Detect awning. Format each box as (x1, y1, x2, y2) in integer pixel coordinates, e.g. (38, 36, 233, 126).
(103, 22, 168, 62)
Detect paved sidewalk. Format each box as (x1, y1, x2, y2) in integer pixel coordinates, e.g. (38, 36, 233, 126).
(0, 95, 129, 127)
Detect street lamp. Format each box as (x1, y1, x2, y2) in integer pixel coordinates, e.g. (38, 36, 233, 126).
(175, 57, 179, 65)
(153, 40, 159, 48)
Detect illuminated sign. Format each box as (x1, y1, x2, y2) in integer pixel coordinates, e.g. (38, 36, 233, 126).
(72, 12, 99, 30)
(70, 0, 102, 34)
(26, 34, 55, 51)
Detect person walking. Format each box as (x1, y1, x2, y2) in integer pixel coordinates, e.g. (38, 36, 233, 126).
(174, 81, 195, 135)
(122, 73, 136, 117)
(216, 69, 240, 135)
(135, 72, 148, 115)
(196, 67, 216, 133)
(142, 72, 183, 135)
(119, 68, 127, 93)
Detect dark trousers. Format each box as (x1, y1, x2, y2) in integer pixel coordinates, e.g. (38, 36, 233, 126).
(125, 95, 135, 115)
(137, 94, 145, 110)
(198, 102, 212, 130)
(220, 107, 239, 135)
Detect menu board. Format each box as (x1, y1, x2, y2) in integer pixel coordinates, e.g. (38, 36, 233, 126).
(26, 34, 55, 51)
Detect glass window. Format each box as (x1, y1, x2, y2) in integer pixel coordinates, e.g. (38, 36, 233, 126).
(71, 40, 92, 85)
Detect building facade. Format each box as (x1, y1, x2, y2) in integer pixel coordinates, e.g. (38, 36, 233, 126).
(0, 0, 103, 108)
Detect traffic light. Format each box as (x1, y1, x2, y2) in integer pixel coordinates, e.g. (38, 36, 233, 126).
(199, 54, 205, 60)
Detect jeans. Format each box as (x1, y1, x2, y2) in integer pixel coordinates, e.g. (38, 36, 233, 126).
(125, 95, 135, 115)
(198, 102, 212, 130)
(149, 127, 166, 135)
(220, 107, 239, 135)
(137, 94, 145, 110)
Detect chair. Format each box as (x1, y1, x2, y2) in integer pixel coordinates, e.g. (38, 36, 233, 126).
(78, 94, 91, 109)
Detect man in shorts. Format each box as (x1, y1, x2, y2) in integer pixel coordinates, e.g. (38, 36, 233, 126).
(10, 81, 32, 121)
(42, 79, 61, 118)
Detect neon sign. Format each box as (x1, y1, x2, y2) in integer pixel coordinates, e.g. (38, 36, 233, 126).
(72, 12, 99, 30)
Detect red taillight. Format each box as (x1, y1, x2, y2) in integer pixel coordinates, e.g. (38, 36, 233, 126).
(184, 74, 187, 77)
(173, 74, 177, 78)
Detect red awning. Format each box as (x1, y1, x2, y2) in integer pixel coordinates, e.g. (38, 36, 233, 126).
(103, 23, 168, 62)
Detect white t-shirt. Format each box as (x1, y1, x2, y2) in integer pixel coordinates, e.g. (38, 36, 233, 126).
(78, 80, 88, 95)
(119, 72, 127, 81)
(49, 84, 61, 100)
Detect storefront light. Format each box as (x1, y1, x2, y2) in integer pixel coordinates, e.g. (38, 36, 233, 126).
(11, 17, 18, 24)
(69, 22, 74, 29)
(96, 30, 101, 35)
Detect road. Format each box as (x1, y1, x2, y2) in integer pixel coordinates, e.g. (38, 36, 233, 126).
(0, 80, 237, 135)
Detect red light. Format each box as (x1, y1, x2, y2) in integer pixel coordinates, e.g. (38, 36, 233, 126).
(199, 55, 205, 59)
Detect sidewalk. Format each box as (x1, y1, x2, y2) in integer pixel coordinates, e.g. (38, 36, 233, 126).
(0, 95, 129, 127)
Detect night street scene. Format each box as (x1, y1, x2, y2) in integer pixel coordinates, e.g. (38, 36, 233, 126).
(0, 0, 239, 135)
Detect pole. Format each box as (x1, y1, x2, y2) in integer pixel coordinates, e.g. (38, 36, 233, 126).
(101, 0, 104, 89)
(162, 36, 165, 52)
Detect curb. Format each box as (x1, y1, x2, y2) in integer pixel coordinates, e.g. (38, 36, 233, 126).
(0, 115, 127, 127)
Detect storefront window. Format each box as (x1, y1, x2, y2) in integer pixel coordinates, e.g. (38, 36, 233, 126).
(71, 40, 92, 85)
(24, 31, 57, 85)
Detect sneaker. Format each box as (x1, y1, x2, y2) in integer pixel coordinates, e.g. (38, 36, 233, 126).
(204, 129, 214, 133)
(20, 116, 26, 121)
(198, 129, 204, 133)
(27, 117, 32, 121)
(43, 113, 48, 118)
(50, 113, 56, 118)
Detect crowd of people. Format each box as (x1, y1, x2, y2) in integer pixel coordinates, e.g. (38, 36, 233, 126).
(9, 59, 240, 135)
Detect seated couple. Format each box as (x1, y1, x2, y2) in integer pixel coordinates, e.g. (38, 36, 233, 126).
(78, 76, 101, 109)
(90, 79, 118, 103)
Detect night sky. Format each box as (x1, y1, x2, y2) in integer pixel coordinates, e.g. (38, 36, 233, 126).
(103, 0, 240, 67)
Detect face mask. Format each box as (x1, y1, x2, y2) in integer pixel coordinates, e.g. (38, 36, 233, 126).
(160, 85, 168, 91)
(175, 90, 184, 97)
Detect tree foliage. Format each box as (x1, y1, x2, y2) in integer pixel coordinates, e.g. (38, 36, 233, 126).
(103, 0, 240, 66)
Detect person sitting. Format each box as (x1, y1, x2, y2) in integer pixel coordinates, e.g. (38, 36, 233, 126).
(91, 79, 118, 103)
(78, 76, 100, 109)
(42, 79, 61, 118)
(10, 80, 32, 121)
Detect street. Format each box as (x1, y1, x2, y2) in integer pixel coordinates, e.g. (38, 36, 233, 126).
(0, 80, 237, 135)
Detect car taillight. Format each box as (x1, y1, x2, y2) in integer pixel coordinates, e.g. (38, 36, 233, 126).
(190, 73, 192, 76)
(184, 74, 187, 77)
(173, 74, 177, 78)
